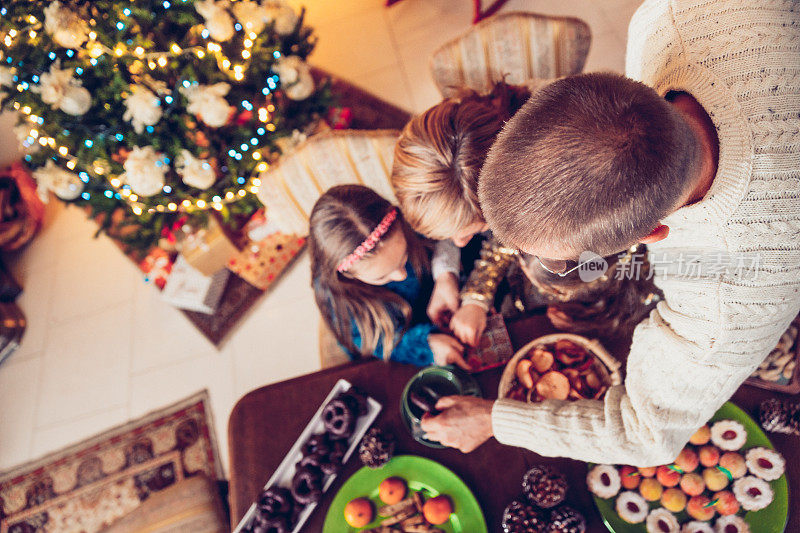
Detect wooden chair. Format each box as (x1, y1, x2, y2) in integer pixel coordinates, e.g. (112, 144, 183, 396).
(318, 316, 352, 369)
(430, 12, 591, 97)
(255, 130, 400, 236)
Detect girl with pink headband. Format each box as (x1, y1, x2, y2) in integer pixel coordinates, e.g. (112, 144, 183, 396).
(309, 184, 469, 368)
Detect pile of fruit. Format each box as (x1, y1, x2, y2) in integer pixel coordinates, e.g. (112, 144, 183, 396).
(587, 419, 786, 533)
(506, 339, 609, 402)
(344, 476, 453, 532)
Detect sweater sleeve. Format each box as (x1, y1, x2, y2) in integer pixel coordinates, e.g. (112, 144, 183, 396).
(432, 239, 461, 281)
(460, 237, 518, 310)
(492, 280, 798, 466)
(349, 319, 435, 367)
(388, 323, 436, 366)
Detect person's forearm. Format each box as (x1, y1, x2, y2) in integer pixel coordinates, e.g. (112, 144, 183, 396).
(432, 239, 460, 281)
(460, 238, 517, 307)
(491, 310, 773, 466)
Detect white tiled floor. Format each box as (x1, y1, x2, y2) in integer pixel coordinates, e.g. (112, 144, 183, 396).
(0, 0, 638, 477)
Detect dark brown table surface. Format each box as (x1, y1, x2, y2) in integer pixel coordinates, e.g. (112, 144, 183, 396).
(228, 314, 799, 532)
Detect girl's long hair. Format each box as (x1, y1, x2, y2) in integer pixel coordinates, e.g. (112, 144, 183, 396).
(309, 185, 430, 360)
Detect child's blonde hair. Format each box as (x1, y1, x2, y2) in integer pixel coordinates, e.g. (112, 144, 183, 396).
(391, 82, 530, 239)
(309, 185, 429, 360)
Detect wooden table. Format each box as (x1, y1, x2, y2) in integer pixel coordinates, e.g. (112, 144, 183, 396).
(228, 315, 800, 532)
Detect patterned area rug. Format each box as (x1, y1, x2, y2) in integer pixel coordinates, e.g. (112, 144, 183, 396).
(0, 391, 222, 533)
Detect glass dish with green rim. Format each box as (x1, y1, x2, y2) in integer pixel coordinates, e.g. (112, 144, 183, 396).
(592, 402, 789, 533)
(400, 365, 481, 448)
(323, 455, 487, 532)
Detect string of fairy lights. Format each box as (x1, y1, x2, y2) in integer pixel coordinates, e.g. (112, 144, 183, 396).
(0, 1, 297, 214)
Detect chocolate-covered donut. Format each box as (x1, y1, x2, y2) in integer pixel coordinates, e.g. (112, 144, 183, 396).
(321, 398, 355, 438)
(253, 512, 290, 533)
(297, 452, 323, 469)
(302, 433, 331, 457)
(319, 461, 339, 476)
(291, 465, 323, 505)
(298, 451, 338, 476)
(258, 487, 293, 516)
(328, 438, 349, 464)
(340, 389, 368, 416)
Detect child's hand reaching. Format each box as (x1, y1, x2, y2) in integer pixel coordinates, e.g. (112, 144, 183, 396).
(428, 333, 470, 370)
(427, 272, 460, 327)
(449, 303, 487, 347)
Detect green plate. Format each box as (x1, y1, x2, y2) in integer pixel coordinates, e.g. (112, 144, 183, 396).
(323, 455, 487, 533)
(593, 402, 789, 533)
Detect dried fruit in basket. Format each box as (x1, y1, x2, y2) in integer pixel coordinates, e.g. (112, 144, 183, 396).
(504, 336, 614, 405)
(530, 348, 555, 373)
(515, 359, 536, 389)
(536, 371, 571, 400)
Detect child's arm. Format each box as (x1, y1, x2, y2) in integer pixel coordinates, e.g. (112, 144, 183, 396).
(389, 323, 437, 366)
(428, 240, 462, 327)
(432, 239, 460, 280)
(460, 237, 519, 307)
(348, 316, 435, 366)
(451, 237, 518, 345)
(350, 320, 469, 369)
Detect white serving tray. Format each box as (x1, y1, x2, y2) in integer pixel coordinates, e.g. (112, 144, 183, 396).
(233, 379, 382, 533)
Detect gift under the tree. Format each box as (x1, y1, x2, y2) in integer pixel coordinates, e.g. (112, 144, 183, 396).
(161, 255, 230, 314)
(227, 232, 305, 290)
(241, 208, 279, 243)
(139, 247, 173, 290)
(180, 217, 241, 277)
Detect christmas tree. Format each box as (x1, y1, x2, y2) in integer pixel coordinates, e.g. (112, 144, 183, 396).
(0, 0, 331, 253)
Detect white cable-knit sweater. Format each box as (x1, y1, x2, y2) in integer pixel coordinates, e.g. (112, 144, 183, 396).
(491, 0, 800, 466)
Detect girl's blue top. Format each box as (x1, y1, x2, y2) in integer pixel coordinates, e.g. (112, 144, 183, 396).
(322, 263, 435, 366)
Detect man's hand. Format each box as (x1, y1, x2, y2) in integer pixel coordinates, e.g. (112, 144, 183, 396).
(428, 333, 470, 370)
(427, 272, 460, 327)
(419, 396, 494, 453)
(449, 303, 487, 347)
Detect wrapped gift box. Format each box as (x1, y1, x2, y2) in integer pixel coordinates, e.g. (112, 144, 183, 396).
(466, 312, 514, 372)
(242, 208, 282, 243)
(180, 218, 240, 277)
(227, 233, 305, 290)
(139, 247, 173, 290)
(162, 255, 230, 314)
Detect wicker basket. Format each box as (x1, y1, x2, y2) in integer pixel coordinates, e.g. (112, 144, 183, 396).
(498, 333, 622, 400)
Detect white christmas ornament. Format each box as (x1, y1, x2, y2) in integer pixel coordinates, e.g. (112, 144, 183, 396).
(43, 1, 89, 48)
(123, 85, 163, 134)
(33, 62, 91, 115)
(60, 85, 92, 115)
(121, 146, 168, 197)
(195, 0, 235, 42)
(232, 1, 266, 34)
(274, 56, 314, 100)
(179, 82, 232, 127)
(264, 2, 298, 36)
(177, 150, 216, 190)
(33, 160, 84, 202)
